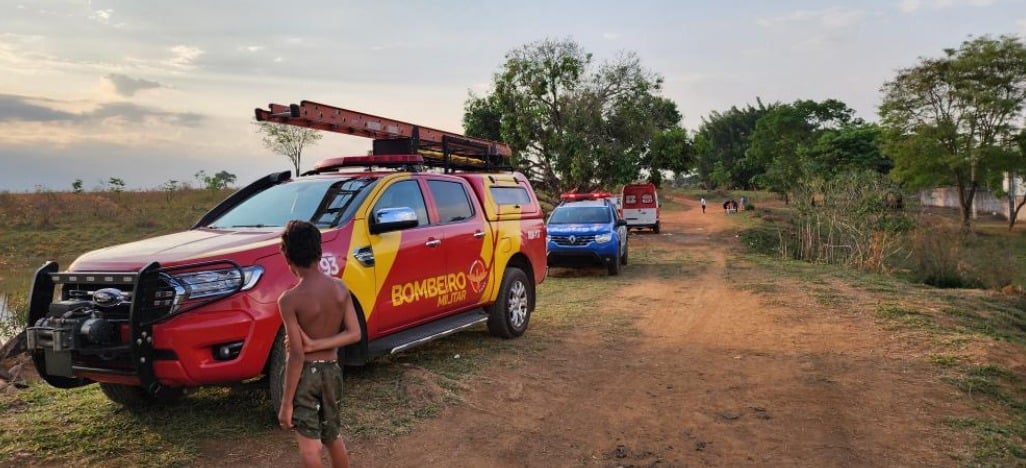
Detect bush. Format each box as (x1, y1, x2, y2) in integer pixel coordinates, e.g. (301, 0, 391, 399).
(906, 219, 1022, 289)
(739, 226, 781, 256)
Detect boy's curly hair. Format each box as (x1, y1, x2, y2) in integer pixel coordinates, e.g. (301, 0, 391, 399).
(281, 220, 322, 268)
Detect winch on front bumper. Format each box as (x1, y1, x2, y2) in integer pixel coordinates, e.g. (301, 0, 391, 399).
(25, 260, 249, 393)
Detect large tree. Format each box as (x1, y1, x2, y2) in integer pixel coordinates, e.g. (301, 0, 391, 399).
(255, 122, 323, 177)
(463, 38, 681, 192)
(692, 101, 772, 189)
(880, 35, 1026, 228)
(746, 99, 862, 202)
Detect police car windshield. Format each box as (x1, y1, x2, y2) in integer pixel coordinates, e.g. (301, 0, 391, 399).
(207, 178, 376, 229)
(548, 206, 611, 224)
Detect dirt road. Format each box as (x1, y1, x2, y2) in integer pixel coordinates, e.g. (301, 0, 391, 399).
(212, 196, 969, 466)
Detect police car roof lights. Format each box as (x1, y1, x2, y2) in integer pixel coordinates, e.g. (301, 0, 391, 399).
(560, 191, 615, 201)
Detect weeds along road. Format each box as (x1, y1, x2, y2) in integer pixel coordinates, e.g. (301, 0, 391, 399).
(206, 196, 969, 467)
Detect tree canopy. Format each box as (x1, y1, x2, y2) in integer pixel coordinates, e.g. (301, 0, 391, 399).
(463, 38, 687, 192)
(692, 101, 772, 189)
(880, 35, 1026, 228)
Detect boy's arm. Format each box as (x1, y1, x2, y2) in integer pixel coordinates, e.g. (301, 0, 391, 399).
(301, 288, 362, 353)
(277, 294, 305, 430)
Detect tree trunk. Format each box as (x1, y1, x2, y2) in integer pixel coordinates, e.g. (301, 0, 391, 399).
(1010, 194, 1026, 231)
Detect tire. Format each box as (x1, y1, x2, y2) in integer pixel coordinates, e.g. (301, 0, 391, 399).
(608, 247, 621, 276)
(621, 242, 629, 265)
(99, 382, 184, 409)
(268, 328, 286, 412)
(653, 222, 660, 234)
(487, 267, 532, 338)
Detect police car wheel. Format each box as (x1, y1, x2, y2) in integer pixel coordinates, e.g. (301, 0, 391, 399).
(487, 267, 531, 339)
(607, 248, 621, 276)
(621, 243, 629, 265)
(99, 382, 183, 409)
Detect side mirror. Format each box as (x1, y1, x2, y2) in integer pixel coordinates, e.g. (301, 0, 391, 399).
(617, 219, 628, 227)
(370, 207, 418, 234)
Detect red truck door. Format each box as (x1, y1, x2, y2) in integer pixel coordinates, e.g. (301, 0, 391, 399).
(425, 178, 489, 314)
(368, 178, 449, 335)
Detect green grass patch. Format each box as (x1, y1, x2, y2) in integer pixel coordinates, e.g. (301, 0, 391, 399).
(873, 303, 937, 330)
(0, 384, 275, 466)
(929, 354, 962, 368)
(941, 364, 1026, 465)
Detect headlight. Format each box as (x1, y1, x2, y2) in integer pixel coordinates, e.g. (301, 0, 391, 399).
(595, 233, 613, 244)
(171, 265, 264, 301)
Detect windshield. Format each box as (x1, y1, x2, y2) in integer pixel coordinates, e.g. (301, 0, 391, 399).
(208, 178, 376, 229)
(548, 206, 611, 224)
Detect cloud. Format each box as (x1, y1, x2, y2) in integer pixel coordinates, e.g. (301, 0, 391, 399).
(900, 0, 996, 13)
(89, 9, 113, 23)
(104, 74, 162, 97)
(165, 45, 203, 69)
(239, 45, 264, 53)
(1019, 18, 1026, 34)
(0, 95, 76, 121)
(602, 32, 622, 40)
(0, 94, 202, 126)
(758, 8, 868, 29)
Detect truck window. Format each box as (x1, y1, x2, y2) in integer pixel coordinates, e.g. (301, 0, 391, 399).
(208, 178, 373, 229)
(490, 186, 532, 206)
(625, 195, 637, 204)
(373, 180, 429, 226)
(641, 194, 654, 204)
(428, 180, 474, 223)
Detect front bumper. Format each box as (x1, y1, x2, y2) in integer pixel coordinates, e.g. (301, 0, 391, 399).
(25, 261, 278, 390)
(546, 240, 618, 267)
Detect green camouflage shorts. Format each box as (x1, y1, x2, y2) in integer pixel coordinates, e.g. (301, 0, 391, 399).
(292, 360, 344, 443)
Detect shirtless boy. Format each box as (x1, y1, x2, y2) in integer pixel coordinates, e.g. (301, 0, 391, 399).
(278, 220, 362, 468)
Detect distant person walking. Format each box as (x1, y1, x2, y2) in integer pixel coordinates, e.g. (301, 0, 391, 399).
(722, 200, 731, 215)
(700, 197, 707, 214)
(740, 196, 747, 211)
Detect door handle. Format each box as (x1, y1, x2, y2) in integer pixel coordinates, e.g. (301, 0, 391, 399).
(473, 231, 486, 239)
(425, 239, 441, 248)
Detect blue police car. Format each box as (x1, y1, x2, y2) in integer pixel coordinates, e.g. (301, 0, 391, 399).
(546, 193, 629, 276)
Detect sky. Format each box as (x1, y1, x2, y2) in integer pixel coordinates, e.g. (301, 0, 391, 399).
(1, 0, 1024, 192)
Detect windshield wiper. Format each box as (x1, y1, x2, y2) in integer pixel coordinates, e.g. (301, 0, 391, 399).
(217, 224, 275, 228)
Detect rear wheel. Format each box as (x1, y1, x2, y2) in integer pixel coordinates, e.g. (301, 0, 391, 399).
(621, 242, 629, 265)
(99, 382, 184, 409)
(653, 222, 661, 234)
(487, 267, 532, 338)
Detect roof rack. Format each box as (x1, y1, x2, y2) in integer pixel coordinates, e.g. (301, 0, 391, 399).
(255, 100, 512, 173)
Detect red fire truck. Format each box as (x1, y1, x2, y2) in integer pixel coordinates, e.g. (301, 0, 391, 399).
(24, 101, 547, 409)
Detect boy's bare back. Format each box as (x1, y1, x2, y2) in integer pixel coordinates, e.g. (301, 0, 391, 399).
(280, 272, 351, 362)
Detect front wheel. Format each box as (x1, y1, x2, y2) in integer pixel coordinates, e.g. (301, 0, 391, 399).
(268, 328, 286, 412)
(487, 267, 532, 338)
(621, 242, 629, 265)
(608, 247, 622, 276)
(99, 382, 184, 409)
